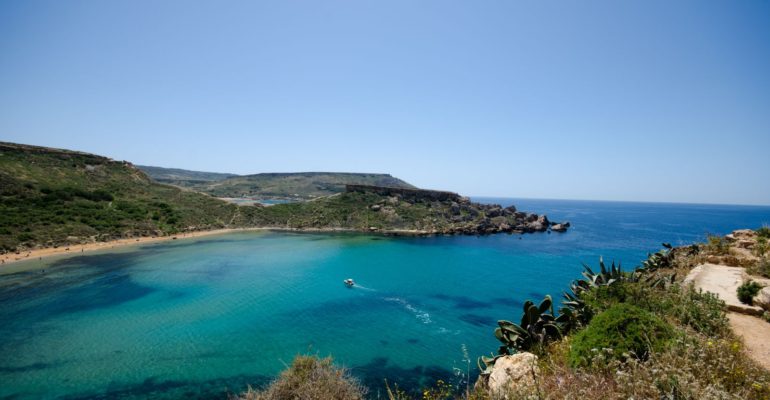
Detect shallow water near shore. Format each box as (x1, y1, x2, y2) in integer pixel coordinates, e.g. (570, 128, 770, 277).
(1, 199, 769, 399)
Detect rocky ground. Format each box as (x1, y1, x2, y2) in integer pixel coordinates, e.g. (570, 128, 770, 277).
(684, 228, 770, 370)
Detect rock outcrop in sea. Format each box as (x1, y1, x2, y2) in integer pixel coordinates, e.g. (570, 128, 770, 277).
(346, 185, 570, 235)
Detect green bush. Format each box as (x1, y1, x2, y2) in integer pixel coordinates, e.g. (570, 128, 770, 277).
(569, 303, 674, 367)
(17, 233, 35, 243)
(757, 226, 770, 239)
(737, 281, 763, 305)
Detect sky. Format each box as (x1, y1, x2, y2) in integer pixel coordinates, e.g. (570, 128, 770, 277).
(1, 1, 769, 205)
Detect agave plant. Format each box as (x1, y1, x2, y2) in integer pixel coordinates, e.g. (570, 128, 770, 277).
(638, 243, 674, 273)
(581, 257, 624, 287)
(644, 272, 677, 289)
(558, 289, 593, 332)
(494, 295, 563, 354)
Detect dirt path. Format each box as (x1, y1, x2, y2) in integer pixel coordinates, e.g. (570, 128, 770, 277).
(728, 312, 770, 370)
(684, 263, 764, 315)
(685, 261, 770, 370)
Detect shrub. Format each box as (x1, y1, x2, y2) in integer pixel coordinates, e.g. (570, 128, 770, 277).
(756, 236, 768, 257)
(755, 257, 770, 279)
(706, 234, 730, 255)
(237, 355, 367, 400)
(737, 281, 763, 305)
(540, 335, 770, 399)
(569, 303, 674, 367)
(17, 232, 35, 243)
(757, 225, 770, 239)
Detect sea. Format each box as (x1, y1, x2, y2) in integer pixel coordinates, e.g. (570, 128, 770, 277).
(1, 198, 769, 399)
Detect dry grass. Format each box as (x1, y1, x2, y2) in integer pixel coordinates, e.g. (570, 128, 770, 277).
(534, 332, 770, 400)
(236, 355, 367, 400)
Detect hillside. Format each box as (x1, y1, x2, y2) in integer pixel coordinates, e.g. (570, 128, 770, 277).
(136, 165, 238, 186)
(249, 185, 568, 235)
(0, 142, 243, 251)
(0, 142, 565, 253)
(203, 172, 415, 200)
(137, 166, 416, 201)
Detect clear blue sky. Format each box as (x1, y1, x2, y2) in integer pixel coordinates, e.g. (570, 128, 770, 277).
(1, 1, 769, 205)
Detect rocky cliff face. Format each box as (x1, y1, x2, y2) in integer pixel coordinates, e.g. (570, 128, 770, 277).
(345, 185, 570, 235)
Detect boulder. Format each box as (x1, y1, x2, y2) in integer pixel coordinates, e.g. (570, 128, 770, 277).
(756, 287, 770, 311)
(475, 353, 540, 398)
(486, 206, 503, 218)
(370, 204, 381, 211)
(732, 229, 757, 240)
(551, 223, 568, 232)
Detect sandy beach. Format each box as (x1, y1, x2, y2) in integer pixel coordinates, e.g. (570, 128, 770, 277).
(0, 228, 257, 267)
(0, 226, 437, 267)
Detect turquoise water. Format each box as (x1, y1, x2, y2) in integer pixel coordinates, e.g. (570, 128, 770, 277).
(1, 199, 769, 399)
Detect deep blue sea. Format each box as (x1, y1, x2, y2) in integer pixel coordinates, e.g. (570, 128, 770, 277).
(1, 199, 769, 399)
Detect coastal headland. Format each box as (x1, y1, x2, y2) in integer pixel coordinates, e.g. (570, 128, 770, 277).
(0, 141, 569, 258)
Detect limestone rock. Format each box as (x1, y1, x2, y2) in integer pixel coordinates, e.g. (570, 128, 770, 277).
(475, 353, 540, 399)
(755, 285, 770, 312)
(551, 223, 568, 232)
(733, 229, 757, 240)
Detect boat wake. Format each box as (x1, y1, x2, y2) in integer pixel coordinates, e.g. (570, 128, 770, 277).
(384, 297, 432, 324)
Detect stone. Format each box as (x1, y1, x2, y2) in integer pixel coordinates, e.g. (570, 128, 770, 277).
(756, 287, 770, 311)
(551, 223, 568, 232)
(732, 229, 757, 240)
(370, 204, 381, 211)
(475, 353, 540, 398)
(486, 206, 503, 218)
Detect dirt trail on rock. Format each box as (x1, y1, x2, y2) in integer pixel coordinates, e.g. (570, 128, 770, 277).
(728, 312, 770, 370)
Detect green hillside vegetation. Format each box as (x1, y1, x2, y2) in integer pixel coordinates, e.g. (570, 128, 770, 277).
(0, 142, 243, 251)
(0, 142, 559, 252)
(250, 191, 436, 231)
(138, 166, 416, 200)
(136, 165, 238, 187)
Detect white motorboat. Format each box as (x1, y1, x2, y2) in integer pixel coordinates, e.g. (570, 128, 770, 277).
(343, 278, 355, 287)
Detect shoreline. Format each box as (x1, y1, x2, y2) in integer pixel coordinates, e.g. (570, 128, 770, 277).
(0, 228, 259, 266)
(0, 226, 444, 267)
